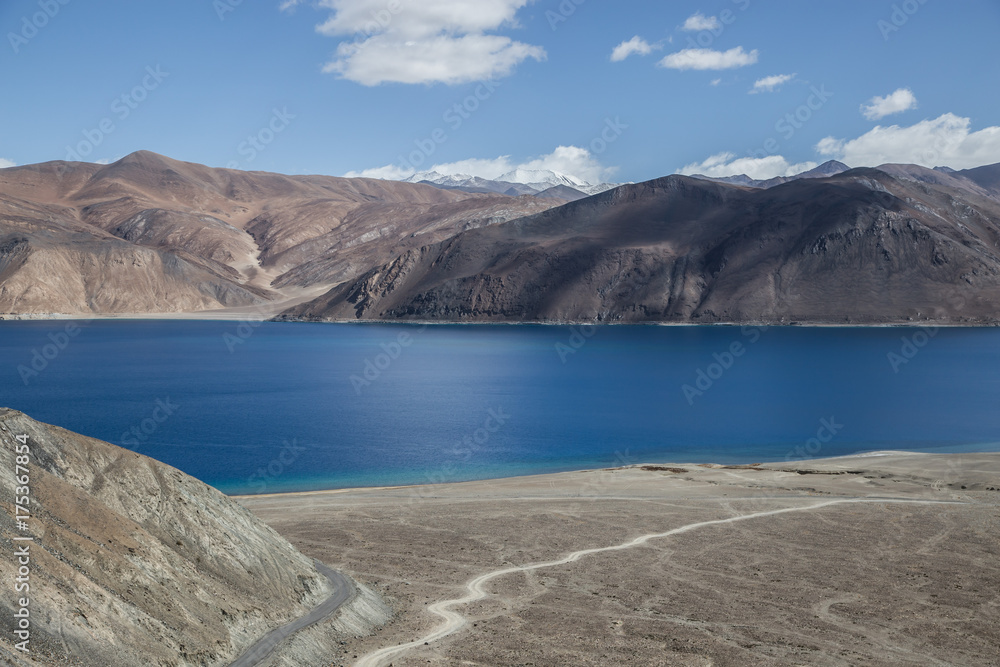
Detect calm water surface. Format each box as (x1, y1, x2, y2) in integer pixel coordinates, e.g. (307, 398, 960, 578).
(1, 320, 998, 494)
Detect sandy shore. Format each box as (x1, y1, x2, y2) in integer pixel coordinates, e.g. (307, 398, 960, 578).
(2, 309, 994, 327)
(238, 452, 1000, 666)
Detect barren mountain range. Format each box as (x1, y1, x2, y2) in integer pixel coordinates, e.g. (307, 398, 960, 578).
(2, 151, 1000, 324)
(281, 162, 1000, 324)
(0, 151, 562, 316)
(689, 159, 851, 188)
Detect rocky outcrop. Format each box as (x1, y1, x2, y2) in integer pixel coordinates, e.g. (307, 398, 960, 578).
(0, 235, 270, 315)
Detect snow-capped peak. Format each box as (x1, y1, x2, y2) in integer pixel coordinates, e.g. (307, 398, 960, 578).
(403, 171, 473, 185)
(398, 168, 622, 198)
(497, 168, 589, 189)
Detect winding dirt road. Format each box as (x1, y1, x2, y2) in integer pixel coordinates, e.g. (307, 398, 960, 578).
(354, 497, 963, 667)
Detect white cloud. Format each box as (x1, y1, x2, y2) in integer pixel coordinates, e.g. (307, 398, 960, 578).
(517, 146, 617, 184)
(677, 152, 818, 180)
(674, 112, 1000, 181)
(309, 0, 545, 85)
(682, 13, 721, 31)
(610, 36, 656, 62)
(817, 113, 1000, 170)
(278, 0, 302, 10)
(325, 34, 545, 85)
(860, 88, 918, 120)
(346, 145, 617, 184)
(710, 78, 721, 86)
(344, 164, 416, 180)
(417, 157, 518, 180)
(0, 158, 15, 169)
(750, 73, 795, 94)
(658, 46, 758, 71)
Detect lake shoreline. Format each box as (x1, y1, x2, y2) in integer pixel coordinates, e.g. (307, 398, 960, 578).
(2, 312, 998, 328)
(228, 448, 1000, 500)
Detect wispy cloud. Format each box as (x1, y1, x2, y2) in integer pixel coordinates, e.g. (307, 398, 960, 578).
(0, 157, 15, 169)
(610, 36, 657, 62)
(678, 152, 817, 180)
(346, 145, 617, 184)
(681, 13, 721, 31)
(676, 111, 1000, 180)
(658, 46, 758, 71)
(817, 112, 1000, 169)
(306, 0, 546, 86)
(750, 73, 795, 94)
(860, 88, 918, 120)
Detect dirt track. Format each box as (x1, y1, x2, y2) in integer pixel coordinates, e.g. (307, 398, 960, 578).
(240, 453, 1000, 666)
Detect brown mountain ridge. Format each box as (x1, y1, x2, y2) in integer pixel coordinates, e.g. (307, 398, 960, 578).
(0, 151, 562, 316)
(278, 165, 1000, 325)
(3, 152, 1000, 324)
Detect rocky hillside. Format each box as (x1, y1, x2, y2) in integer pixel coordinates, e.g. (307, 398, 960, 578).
(277, 165, 1000, 325)
(0, 408, 361, 666)
(0, 152, 562, 316)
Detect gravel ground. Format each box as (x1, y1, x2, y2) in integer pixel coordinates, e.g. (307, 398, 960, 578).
(239, 453, 1000, 666)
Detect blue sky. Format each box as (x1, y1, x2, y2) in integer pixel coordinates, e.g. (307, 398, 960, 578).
(2, 0, 999, 184)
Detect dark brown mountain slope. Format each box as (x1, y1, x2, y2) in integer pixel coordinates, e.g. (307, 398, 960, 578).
(959, 162, 1000, 198)
(278, 167, 1000, 324)
(0, 152, 563, 315)
(874, 162, 996, 199)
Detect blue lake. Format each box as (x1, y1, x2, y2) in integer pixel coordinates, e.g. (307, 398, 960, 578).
(1, 320, 998, 494)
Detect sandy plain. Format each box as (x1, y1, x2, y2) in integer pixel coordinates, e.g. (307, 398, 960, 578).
(238, 452, 1000, 666)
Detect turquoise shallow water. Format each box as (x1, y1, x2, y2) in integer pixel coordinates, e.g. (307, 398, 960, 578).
(1, 320, 998, 494)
